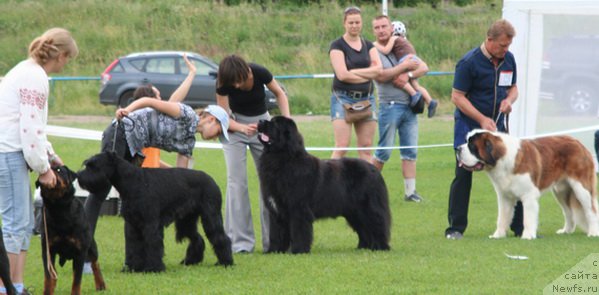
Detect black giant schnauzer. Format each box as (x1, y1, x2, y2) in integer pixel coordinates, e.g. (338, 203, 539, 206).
(37, 165, 106, 295)
(78, 152, 233, 272)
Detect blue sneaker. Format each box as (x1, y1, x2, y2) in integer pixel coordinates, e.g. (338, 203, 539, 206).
(410, 92, 422, 107)
(428, 99, 438, 118)
(404, 192, 423, 202)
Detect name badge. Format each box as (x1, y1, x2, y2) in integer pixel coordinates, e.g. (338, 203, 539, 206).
(498, 71, 513, 86)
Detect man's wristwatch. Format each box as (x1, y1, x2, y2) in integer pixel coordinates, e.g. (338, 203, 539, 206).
(408, 71, 414, 78)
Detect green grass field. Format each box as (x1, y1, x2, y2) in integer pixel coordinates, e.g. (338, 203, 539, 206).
(15, 115, 598, 294)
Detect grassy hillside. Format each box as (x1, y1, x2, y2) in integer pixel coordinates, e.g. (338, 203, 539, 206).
(0, 0, 501, 115)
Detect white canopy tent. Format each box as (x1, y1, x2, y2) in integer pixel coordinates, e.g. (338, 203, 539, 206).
(503, 0, 599, 163)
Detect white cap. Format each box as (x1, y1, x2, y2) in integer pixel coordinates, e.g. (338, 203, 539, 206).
(204, 105, 230, 143)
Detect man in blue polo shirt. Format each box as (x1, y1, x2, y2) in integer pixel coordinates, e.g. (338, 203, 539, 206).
(445, 19, 523, 240)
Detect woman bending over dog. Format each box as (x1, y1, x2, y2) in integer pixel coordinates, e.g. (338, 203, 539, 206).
(84, 53, 230, 271)
(127, 54, 197, 169)
(215, 54, 290, 254)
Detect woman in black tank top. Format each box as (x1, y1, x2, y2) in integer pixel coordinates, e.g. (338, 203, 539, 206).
(328, 6, 382, 161)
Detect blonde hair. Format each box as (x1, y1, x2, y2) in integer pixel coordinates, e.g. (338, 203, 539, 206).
(28, 28, 79, 65)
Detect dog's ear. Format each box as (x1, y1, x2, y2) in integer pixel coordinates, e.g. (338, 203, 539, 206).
(284, 119, 305, 151)
(483, 139, 497, 166)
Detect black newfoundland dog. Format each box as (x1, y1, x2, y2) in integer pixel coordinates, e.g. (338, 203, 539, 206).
(257, 116, 391, 253)
(78, 152, 233, 272)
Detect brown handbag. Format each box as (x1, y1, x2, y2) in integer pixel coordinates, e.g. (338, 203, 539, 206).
(342, 100, 372, 123)
(334, 80, 373, 124)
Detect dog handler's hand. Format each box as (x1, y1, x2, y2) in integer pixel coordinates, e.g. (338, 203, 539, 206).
(499, 99, 512, 114)
(49, 154, 63, 168)
(116, 108, 129, 120)
(243, 123, 258, 136)
(480, 117, 497, 132)
(39, 169, 57, 188)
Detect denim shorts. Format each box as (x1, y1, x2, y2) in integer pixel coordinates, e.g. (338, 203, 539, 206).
(373, 101, 418, 162)
(399, 54, 421, 63)
(330, 92, 377, 122)
(0, 151, 34, 254)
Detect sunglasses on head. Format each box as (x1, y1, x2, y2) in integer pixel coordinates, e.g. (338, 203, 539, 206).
(344, 6, 361, 14)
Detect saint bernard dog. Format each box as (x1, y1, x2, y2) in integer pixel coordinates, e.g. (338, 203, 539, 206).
(457, 129, 599, 240)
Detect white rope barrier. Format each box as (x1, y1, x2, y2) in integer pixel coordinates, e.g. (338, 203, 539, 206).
(47, 124, 599, 152)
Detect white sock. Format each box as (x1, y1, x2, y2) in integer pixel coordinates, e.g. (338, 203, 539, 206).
(404, 178, 416, 196)
(14, 283, 23, 294)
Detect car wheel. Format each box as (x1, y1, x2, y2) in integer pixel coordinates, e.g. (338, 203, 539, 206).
(118, 90, 135, 108)
(563, 82, 597, 115)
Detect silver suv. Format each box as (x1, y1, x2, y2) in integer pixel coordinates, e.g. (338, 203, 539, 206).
(99, 51, 279, 109)
(540, 35, 599, 115)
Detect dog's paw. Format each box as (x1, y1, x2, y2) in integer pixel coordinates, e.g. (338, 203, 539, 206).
(96, 282, 107, 291)
(556, 227, 574, 235)
(214, 260, 234, 267)
(586, 230, 599, 237)
(489, 230, 507, 239)
(520, 231, 537, 240)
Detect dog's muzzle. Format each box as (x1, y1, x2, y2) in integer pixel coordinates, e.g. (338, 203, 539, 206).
(456, 146, 484, 172)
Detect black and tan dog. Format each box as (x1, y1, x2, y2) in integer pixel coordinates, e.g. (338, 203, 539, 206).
(77, 152, 233, 272)
(37, 165, 106, 295)
(0, 228, 16, 295)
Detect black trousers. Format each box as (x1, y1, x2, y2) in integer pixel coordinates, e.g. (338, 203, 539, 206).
(446, 159, 523, 236)
(84, 121, 143, 264)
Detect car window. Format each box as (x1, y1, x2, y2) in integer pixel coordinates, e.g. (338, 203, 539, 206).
(146, 58, 176, 74)
(181, 58, 215, 76)
(129, 59, 146, 71)
(110, 61, 125, 73)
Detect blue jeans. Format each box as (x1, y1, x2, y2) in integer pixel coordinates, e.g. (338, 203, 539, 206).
(0, 152, 34, 254)
(373, 101, 418, 162)
(330, 92, 377, 121)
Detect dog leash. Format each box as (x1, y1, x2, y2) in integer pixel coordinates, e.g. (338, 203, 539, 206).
(42, 207, 59, 280)
(111, 120, 119, 152)
(494, 112, 510, 134)
(111, 115, 135, 152)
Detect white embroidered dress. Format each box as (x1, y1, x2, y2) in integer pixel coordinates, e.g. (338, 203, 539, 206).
(0, 59, 54, 174)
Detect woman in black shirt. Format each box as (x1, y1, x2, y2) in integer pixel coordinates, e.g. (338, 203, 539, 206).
(216, 54, 290, 253)
(329, 6, 382, 160)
